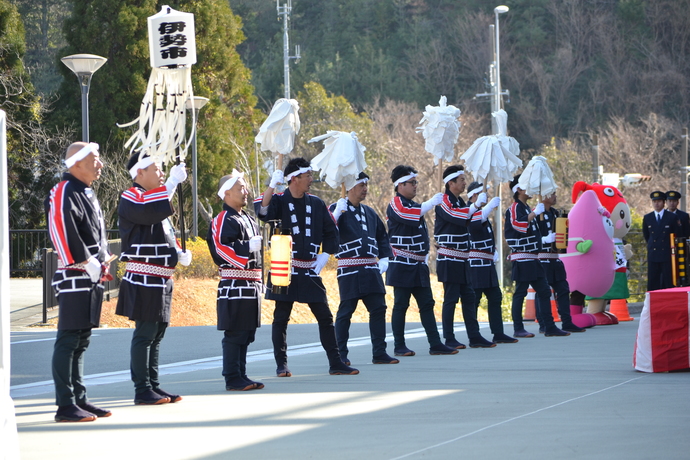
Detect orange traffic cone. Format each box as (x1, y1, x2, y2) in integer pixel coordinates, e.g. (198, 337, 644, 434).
(550, 289, 561, 322)
(609, 298, 634, 321)
(524, 286, 536, 321)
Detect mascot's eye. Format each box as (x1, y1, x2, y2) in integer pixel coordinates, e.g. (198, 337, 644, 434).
(620, 210, 625, 219)
(603, 188, 615, 197)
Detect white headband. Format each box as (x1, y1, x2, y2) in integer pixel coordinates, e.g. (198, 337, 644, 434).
(512, 184, 522, 194)
(442, 170, 464, 184)
(129, 157, 156, 179)
(467, 184, 490, 199)
(65, 143, 99, 169)
(285, 166, 312, 182)
(394, 173, 417, 187)
(217, 170, 245, 199)
(347, 177, 368, 191)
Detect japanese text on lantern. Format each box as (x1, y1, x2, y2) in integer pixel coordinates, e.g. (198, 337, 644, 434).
(158, 22, 188, 60)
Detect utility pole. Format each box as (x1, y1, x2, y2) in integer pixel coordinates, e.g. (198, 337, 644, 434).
(277, 0, 301, 99)
(592, 134, 599, 184)
(682, 128, 688, 213)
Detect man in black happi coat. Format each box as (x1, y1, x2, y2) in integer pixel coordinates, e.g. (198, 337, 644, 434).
(255, 157, 358, 377)
(329, 172, 398, 365)
(116, 152, 192, 405)
(46, 142, 113, 422)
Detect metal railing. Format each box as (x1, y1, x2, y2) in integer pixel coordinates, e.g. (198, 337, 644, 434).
(10, 229, 120, 276)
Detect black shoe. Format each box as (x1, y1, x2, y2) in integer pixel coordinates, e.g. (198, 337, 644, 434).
(226, 377, 257, 391)
(545, 327, 571, 337)
(493, 333, 519, 344)
(77, 402, 112, 417)
(372, 354, 400, 364)
(562, 323, 586, 333)
(55, 404, 97, 422)
(276, 364, 292, 377)
(329, 361, 360, 375)
(538, 327, 545, 334)
(469, 336, 497, 348)
(245, 378, 265, 390)
(429, 344, 459, 355)
(394, 346, 416, 356)
(513, 330, 535, 338)
(342, 359, 351, 366)
(445, 338, 467, 349)
(153, 388, 182, 403)
(134, 389, 171, 405)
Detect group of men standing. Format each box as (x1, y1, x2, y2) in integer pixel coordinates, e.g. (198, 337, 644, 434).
(45, 144, 592, 423)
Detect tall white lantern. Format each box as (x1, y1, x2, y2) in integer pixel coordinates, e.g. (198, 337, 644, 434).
(147, 5, 197, 68)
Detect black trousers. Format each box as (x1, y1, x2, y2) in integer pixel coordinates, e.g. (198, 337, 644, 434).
(222, 330, 256, 384)
(130, 320, 168, 393)
(335, 293, 388, 359)
(391, 286, 442, 348)
(272, 300, 341, 366)
(648, 260, 673, 291)
(441, 282, 478, 340)
(474, 286, 505, 336)
(512, 278, 554, 332)
(52, 328, 91, 406)
(535, 278, 575, 327)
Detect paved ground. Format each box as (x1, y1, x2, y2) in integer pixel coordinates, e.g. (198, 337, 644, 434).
(9, 312, 690, 460)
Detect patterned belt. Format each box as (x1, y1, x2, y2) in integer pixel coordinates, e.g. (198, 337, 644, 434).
(219, 268, 262, 281)
(392, 248, 427, 262)
(469, 250, 494, 260)
(508, 252, 539, 261)
(538, 253, 561, 260)
(125, 261, 175, 278)
(437, 246, 469, 260)
(337, 257, 378, 268)
(292, 258, 316, 269)
(57, 259, 86, 271)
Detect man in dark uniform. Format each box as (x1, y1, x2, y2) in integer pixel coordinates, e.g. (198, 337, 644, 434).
(466, 182, 518, 344)
(643, 191, 679, 291)
(386, 165, 458, 357)
(116, 152, 191, 405)
(535, 193, 585, 333)
(665, 190, 690, 238)
(504, 175, 569, 338)
(434, 165, 494, 349)
(45, 141, 112, 422)
(255, 157, 358, 377)
(329, 172, 398, 365)
(208, 171, 265, 391)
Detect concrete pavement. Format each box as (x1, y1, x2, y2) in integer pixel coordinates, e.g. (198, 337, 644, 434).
(9, 316, 690, 459)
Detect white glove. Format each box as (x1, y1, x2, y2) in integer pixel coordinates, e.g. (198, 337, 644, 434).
(469, 203, 478, 215)
(85, 256, 101, 283)
(476, 192, 487, 207)
(165, 163, 187, 198)
(541, 232, 556, 244)
(333, 198, 348, 223)
(313, 253, 330, 275)
(378, 257, 389, 274)
(486, 196, 501, 211)
(269, 170, 284, 189)
(178, 250, 192, 266)
(533, 203, 545, 216)
(493, 251, 499, 263)
(421, 193, 444, 215)
(249, 235, 263, 252)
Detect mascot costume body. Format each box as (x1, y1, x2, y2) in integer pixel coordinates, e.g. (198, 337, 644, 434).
(567, 182, 632, 326)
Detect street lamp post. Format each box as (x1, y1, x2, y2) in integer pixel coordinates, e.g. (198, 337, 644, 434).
(60, 54, 107, 142)
(185, 96, 209, 238)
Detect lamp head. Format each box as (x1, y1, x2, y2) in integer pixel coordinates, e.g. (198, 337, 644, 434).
(61, 54, 107, 77)
(494, 5, 509, 14)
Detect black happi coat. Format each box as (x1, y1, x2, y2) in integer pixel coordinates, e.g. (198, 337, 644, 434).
(434, 192, 476, 284)
(385, 193, 430, 288)
(45, 172, 108, 329)
(537, 207, 567, 284)
(468, 214, 500, 290)
(208, 204, 262, 331)
(254, 188, 338, 303)
(116, 184, 178, 323)
(329, 200, 391, 301)
(504, 199, 546, 282)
